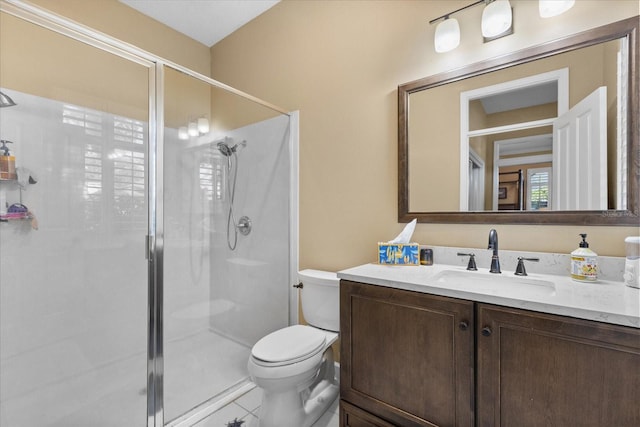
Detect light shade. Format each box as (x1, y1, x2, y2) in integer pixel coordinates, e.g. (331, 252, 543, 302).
(434, 18, 460, 53)
(197, 117, 209, 134)
(0, 91, 17, 108)
(539, 0, 575, 18)
(482, 0, 512, 39)
(188, 122, 199, 137)
(178, 126, 189, 140)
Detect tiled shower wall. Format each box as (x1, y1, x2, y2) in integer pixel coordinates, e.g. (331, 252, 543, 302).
(0, 88, 293, 425)
(0, 89, 150, 425)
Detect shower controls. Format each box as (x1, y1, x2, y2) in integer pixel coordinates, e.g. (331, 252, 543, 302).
(238, 216, 252, 236)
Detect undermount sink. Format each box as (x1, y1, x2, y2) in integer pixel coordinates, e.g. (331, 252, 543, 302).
(432, 269, 556, 296)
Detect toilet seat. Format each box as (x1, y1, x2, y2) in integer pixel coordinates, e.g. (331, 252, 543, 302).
(251, 325, 326, 367)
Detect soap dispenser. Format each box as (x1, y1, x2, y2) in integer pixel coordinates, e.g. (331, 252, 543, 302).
(571, 233, 598, 282)
(0, 140, 16, 180)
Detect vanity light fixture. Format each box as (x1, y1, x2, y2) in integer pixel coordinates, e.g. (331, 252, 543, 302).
(430, 0, 513, 54)
(481, 0, 513, 40)
(434, 17, 461, 53)
(188, 121, 199, 137)
(539, 0, 575, 18)
(197, 117, 210, 134)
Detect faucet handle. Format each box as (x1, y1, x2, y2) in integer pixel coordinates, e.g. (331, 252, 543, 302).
(457, 252, 478, 271)
(514, 257, 540, 276)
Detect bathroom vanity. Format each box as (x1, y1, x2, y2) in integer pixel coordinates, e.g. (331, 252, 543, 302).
(337, 263, 640, 427)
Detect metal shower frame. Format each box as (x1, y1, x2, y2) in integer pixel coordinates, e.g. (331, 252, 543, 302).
(0, 1, 298, 426)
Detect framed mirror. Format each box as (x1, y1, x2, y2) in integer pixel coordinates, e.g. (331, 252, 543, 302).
(399, 17, 638, 225)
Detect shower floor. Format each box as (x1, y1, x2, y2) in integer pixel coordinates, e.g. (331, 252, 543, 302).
(0, 329, 250, 427)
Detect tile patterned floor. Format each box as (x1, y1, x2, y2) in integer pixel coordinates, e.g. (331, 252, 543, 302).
(195, 386, 339, 427)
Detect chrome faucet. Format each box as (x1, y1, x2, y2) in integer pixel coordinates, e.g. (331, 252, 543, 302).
(488, 229, 501, 273)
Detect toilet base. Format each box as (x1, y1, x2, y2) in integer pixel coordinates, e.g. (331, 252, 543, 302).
(251, 348, 338, 427)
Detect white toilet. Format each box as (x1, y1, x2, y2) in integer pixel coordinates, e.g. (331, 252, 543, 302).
(248, 269, 340, 427)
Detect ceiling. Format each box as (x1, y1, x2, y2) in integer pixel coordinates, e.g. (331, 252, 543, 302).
(479, 81, 558, 114)
(119, 0, 280, 47)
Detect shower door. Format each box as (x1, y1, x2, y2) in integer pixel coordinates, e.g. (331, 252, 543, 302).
(0, 9, 153, 427)
(1, 3, 296, 426)
(161, 66, 293, 424)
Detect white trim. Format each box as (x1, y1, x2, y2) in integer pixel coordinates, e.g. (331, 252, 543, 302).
(467, 118, 556, 138)
(461, 68, 569, 113)
(616, 37, 628, 210)
(460, 94, 470, 210)
(288, 111, 300, 326)
(498, 154, 552, 167)
(492, 135, 553, 210)
(468, 148, 485, 211)
(460, 68, 569, 210)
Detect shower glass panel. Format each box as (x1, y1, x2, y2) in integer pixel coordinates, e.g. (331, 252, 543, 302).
(0, 11, 151, 427)
(162, 65, 292, 423)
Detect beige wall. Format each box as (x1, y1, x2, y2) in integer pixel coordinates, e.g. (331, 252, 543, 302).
(27, 0, 210, 75)
(211, 0, 639, 264)
(9, 1, 637, 263)
(2, 0, 211, 122)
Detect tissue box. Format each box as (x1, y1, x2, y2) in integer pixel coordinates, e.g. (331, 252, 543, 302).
(378, 243, 420, 265)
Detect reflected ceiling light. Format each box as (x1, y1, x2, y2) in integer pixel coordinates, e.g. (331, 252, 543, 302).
(539, 0, 575, 18)
(178, 117, 209, 140)
(429, 0, 514, 54)
(188, 122, 199, 137)
(197, 117, 210, 134)
(178, 126, 189, 140)
(434, 17, 461, 53)
(482, 0, 513, 39)
(0, 91, 17, 108)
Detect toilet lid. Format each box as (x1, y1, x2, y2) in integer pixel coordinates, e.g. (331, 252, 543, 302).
(252, 325, 326, 364)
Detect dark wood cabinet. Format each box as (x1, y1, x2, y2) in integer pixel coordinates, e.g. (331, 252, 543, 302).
(340, 400, 396, 427)
(340, 280, 475, 427)
(340, 280, 640, 427)
(476, 303, 640, 427)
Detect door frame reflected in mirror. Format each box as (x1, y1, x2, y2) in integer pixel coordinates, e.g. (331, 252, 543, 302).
(398, 16, 639, 225)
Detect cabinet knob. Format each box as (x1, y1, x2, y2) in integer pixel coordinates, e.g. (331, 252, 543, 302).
(459, 321, 469, 331)
(481, 326, 492, 337)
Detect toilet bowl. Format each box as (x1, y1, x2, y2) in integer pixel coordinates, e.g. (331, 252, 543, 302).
(248, 270, 340, 427)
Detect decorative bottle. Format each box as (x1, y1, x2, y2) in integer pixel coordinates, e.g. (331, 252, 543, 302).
(570, 233, 597, 282)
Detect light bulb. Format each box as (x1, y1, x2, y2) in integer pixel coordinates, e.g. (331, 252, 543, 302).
(197, 117, 209, 134)
(178, 126, 189, 140)
(539, 0, 575, 18)
(482, 0, 512, 38)
(434, 18, 460, 53)
(188, 122, 199, 137)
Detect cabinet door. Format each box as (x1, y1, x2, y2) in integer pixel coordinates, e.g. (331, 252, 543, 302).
(477, 303, 640, 426)
(340, 280, 474, 427)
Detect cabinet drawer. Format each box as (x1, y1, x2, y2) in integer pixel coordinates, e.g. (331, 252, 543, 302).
(340, 400, 396, 427)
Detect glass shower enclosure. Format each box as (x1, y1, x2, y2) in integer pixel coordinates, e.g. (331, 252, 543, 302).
(0, 2, 297, 426)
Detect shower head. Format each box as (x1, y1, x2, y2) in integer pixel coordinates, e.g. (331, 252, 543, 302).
(217, 140, 235, 157)
(0, 91, 17, 108)
(216, 138, 247, 157)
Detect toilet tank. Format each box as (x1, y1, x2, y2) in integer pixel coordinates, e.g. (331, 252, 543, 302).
(298, 269, 339, 332)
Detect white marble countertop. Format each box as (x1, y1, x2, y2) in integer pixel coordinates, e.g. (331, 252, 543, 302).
(338, 263, 640, 329)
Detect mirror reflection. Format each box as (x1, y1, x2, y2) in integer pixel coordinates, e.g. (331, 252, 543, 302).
(407, 37, 626, 213)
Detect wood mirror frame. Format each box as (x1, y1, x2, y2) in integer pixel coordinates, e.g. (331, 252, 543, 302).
(398, 17, 639, 225)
